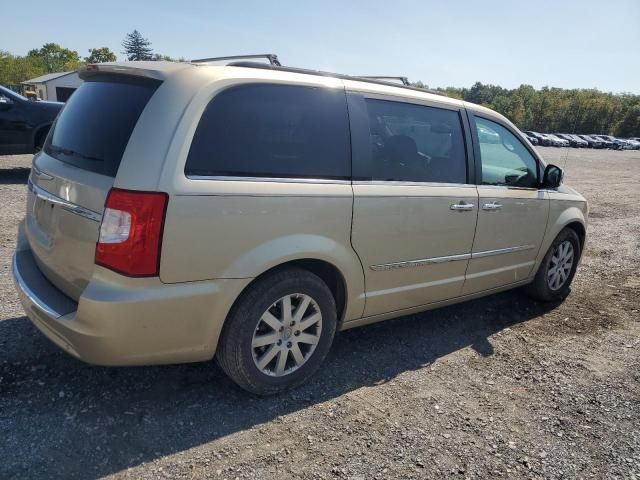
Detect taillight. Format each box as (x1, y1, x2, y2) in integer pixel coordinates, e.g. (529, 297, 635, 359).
(95, 189, 169, 277)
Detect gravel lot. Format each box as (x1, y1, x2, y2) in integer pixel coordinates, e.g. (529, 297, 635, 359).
(1, 148, 639, 479)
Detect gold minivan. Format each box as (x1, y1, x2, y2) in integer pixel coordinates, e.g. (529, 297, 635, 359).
(12, 57, 588, 394)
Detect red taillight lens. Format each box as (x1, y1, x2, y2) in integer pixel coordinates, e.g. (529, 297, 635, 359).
(95, 188, 169, 277)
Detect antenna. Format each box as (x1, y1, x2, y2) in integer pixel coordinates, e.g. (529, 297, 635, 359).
(563, 105, 582, 171)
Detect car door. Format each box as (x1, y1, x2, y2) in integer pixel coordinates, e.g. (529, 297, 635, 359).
(0, 92, 30, 153)
(463, 113, 549, 294)
(347, 90, 478, 317)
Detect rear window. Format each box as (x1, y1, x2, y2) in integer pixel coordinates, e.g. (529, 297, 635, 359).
(362, 99, 467, 183)
(185, 84, 350, 180)
(45, 75, 160, 177)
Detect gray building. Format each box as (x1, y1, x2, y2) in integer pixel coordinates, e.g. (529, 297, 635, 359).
(23, 71, 83, 102)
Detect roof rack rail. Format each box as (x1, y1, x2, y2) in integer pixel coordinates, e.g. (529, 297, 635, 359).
(191, 54, 281, 66)
(358, 76, 410, 86)
(193, 58, 444, 97)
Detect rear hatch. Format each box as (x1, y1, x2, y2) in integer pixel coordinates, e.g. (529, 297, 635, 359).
(25, 74, 161, 300)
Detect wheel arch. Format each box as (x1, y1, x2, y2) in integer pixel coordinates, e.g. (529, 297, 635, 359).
(229, 258, 352, 326)
(532, 207, 587, 279)
(31, 123, 52, 151)
(565, 221, 586, 251)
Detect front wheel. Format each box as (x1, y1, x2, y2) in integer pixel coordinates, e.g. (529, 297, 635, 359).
(216, 267, 337, 395)
(525, 228, 581, 302)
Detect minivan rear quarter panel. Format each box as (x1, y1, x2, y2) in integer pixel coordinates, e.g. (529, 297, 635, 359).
(157, 70, 367, 322)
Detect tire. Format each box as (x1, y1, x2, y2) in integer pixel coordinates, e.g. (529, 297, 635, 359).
(34, 127, 49, 152)
(216, 266, 337, 395)
(525, 228, 581, 302)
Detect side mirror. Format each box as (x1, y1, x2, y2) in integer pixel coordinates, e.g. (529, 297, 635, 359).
(542, 164, 564, 189)
(0, 97, 13, 111)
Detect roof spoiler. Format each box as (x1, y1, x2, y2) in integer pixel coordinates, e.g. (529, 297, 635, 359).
(79, 62, 188, 81)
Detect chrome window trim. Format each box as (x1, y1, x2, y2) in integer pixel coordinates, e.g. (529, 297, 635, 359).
(370, 244, 536, 271)
(477, 184, 540, 192)
(12, 253, 64, 319)
(28, 179, 102, 223)
(353, 180, 476, 188)
(186, 175, 351, 185)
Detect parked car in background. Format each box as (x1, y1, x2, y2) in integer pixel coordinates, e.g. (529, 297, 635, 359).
(544, 134, 570, 147)
(11, 59, 588, 394)
(577, 135, 603, 148)
(0, 84, 63, 155)
(571, 134, 589, 148)
(522, 132, 539, 145)
(597, 135, 633, 150)
(623, 138, 640, 149)
(562, 134, 588, 148)
(555, 134, 582, 148)
(524, 131, 551, 146)
(591, 135, 616, 149)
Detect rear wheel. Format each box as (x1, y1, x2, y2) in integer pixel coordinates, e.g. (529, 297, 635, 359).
(34, 127, 49, 152)
(216, 267, 337, 395)
(526, 228, 581, 302)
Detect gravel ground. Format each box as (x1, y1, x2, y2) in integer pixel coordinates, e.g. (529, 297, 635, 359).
(1, 148, 639, 479)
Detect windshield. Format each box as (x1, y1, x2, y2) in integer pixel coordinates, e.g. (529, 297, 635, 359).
(44, 75, 160, 177)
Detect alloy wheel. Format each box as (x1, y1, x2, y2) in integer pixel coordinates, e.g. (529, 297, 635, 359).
(547, 240, 574, 291)
(251, 293, 322, 377)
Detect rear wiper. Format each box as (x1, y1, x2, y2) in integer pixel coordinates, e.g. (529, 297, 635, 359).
(48, 145, 104, 163)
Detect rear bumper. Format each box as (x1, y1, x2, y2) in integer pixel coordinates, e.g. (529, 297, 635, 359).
(12, 248, 251, 366)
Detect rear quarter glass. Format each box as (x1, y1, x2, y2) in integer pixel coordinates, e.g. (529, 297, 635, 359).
(44, 75, 161, 177)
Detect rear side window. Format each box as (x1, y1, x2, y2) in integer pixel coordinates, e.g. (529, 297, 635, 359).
(363, 99, 467, 183)
(45, 75, 160, 177)
(185, 84, 350, 180)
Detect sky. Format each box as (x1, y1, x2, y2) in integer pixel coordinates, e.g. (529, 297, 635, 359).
(3, 0, 639, 93)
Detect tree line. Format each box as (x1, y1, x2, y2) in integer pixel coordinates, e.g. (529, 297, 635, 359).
(415, 81, 640, 137)
(1, 30, 638, 136)
(0, 30, 183, 86)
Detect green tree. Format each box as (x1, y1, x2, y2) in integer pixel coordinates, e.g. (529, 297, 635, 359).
(122, 30, 153, 61)
(412, 79, 640, 136)
(615, 104, 640, 137)
(0, 50, 47, 85)
(27, 43, 82, 73)
(85, 47, 117, 63)
(150, 53, 187, 62)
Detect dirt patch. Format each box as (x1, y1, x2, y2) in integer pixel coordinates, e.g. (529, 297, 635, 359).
(1, 149, 639, 479)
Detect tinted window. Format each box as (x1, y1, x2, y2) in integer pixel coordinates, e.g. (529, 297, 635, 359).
(363, 99, 467, 183)
(475, 117, 538, 188)
(45, 75, 160, 177)
(185, 84, 350, 180)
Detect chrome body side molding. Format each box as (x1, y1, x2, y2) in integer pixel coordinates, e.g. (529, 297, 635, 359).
(471, 244, 536, 258)
(369, 245, 536, 271)
(370, 253, 471, 271)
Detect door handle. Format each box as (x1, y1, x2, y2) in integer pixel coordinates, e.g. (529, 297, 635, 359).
(482, 202, 503, 211)
(450, 202, 475, 211)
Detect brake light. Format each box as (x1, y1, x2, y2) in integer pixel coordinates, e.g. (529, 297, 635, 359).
(95, 189, 169, 277)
